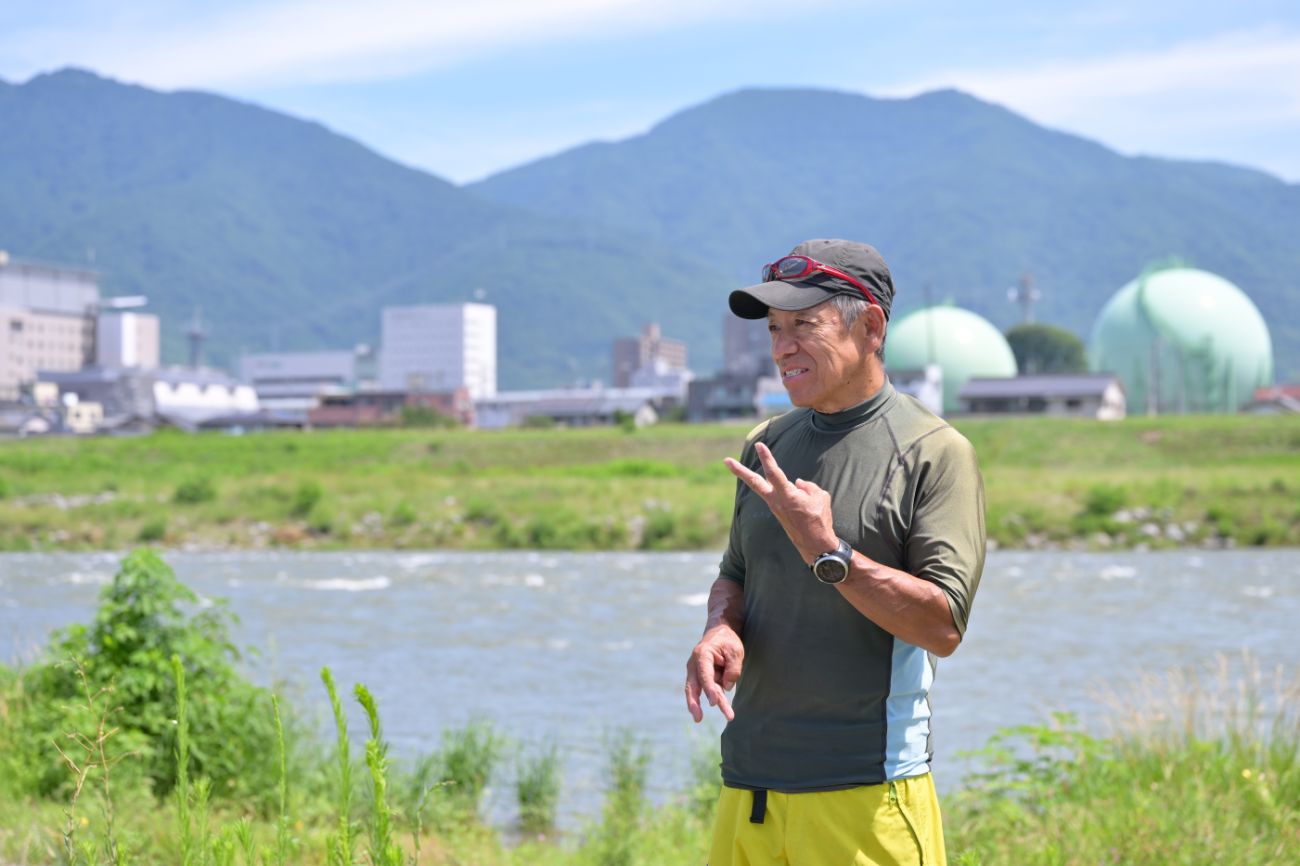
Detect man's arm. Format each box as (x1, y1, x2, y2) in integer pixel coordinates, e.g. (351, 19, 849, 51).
(725, 441, 961, 657)
(685, 576, 746, 722)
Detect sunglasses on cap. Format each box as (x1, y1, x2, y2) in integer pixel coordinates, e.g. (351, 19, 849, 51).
(762, 255, 880, 308)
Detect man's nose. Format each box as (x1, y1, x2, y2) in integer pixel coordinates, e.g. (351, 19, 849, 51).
(771, 332, 797, 358)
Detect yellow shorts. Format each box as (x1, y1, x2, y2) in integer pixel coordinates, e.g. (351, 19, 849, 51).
(707, 774, 946, 866)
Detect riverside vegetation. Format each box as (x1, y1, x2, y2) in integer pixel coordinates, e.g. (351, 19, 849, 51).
(1, 550, 1296, 865)
(0, 414, 1297, 553)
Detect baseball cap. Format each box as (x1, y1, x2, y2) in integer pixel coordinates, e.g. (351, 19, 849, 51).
(729, 239, 895, 320)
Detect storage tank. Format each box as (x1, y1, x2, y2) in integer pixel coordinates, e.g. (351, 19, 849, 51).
(885, 305, 1017, 413)
(1088, 264, 1273, 413)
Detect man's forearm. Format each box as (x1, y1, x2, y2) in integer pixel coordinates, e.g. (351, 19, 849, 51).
(837, 554, 960, 656)
(705, 576, 745, 635)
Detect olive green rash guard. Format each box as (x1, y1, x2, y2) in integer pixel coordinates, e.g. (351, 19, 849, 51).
(717, 379, 986, 791)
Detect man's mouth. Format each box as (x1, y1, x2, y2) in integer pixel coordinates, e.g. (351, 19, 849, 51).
(782, 367, 809, 379)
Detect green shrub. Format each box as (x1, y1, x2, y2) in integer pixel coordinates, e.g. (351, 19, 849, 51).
(515, 739, 562, 835)
(172, 476, 217, 505)
(289, 481, 323, 518)
(590, 729, 653, 866)
(11, 550, 285, 810)
(1082, 482, 1127, 517)
(398, 405, 458, 428)
(307, 505, 334, 536)
(435, 719, 504, 824)
(137, 518, 167, 543)
(390, 501, 417, 528)
(640, 510, 678, 550)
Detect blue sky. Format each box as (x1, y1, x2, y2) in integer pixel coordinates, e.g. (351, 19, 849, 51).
(2, 1, 1297, 184)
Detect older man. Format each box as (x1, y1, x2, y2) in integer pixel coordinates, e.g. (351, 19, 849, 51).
(685, 239, 986, 866)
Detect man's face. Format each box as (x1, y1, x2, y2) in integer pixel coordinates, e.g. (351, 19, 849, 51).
(768, 300, 875, 413)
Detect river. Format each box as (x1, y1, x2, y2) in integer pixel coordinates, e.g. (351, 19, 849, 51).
(2, 549, 1297, 826)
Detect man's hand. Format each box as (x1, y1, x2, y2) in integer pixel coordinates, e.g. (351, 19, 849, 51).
(724, 442, 837, 563)
(685, 623, 744, 723)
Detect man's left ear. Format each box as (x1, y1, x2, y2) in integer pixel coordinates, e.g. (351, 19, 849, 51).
(863, 306, 886, 348)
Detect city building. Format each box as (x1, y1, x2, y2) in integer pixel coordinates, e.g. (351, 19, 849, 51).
(379, 303, 496, 399)
(611, 322, 688, 388)
(308, 387, 474, 428)
(959, 374, 1126, 420)
(96, 310, 160, 369)
(240, 347, 372, 414)
(0, 253, 100, 401)
(37, 366, 259, 431)
(475, 386, 667, 429)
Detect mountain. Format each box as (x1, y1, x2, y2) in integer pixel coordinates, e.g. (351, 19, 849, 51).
(0, 69, 732, 387)
(473, 88, 1300, 380)
(5, 73, 1298, 388)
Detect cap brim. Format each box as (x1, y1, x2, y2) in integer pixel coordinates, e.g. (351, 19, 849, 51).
(729, 279, 846, 319)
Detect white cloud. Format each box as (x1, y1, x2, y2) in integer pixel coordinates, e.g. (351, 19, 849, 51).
(880, 28, 1300, 179)
(0, 0, 818, 89)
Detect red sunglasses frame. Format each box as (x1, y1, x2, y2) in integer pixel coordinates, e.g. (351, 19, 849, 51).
(762, 255, 880, 308)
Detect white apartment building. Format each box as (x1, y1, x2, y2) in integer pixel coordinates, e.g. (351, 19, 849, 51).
(0, 254, 100, 401)
(379, 303, 496, 399)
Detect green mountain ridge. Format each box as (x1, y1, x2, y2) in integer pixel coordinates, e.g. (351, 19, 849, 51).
(473, 87, 1300, 380)
(0, 68, 731, 388)
(2, 70, 1297, 390)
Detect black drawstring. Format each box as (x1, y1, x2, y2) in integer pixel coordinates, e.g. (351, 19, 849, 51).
(749, 789, 768, 823)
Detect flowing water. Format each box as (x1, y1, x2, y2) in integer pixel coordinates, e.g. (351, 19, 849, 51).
(3, 548, 1297, 826)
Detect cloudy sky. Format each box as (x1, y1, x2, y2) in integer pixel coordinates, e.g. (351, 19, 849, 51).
(2, 1, 1297, 184)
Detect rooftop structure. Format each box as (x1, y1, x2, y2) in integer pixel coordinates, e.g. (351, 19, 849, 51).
(960, 373, 1126, 420)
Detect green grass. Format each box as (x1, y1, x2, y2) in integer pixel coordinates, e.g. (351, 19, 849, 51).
(0, 415, 1297, 552)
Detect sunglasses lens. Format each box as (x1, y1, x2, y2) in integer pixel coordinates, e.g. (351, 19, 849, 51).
(775, 257, 808, 279)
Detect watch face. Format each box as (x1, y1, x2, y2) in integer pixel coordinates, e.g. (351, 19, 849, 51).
(814, 556, 849, 584)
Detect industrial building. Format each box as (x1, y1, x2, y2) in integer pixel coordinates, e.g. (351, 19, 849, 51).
(885, 305, 1018, 414)
(240, 347, 374, 413)
(1089, 264, 1273, 414)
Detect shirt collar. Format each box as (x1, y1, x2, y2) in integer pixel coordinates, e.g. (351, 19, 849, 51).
(810, 379, 895, 433)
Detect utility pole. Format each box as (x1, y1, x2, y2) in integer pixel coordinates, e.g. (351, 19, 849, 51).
(187, 308, 206, 369)
(1007, 272, 1040, 324)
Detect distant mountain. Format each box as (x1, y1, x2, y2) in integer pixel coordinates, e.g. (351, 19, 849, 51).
(4, 74, 1297, 388)
(473, 88, 1300, 380)
(0, 69, 732, 387)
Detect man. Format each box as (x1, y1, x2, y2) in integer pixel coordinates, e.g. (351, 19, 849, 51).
(685, 239, 986, 866)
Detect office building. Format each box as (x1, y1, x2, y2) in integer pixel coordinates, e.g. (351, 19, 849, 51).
(379, 303, 496, 399)
(611, 322, 688, 388)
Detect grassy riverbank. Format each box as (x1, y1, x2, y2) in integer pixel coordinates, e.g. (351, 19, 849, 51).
(2, 551, 1297, 865)
(0, 414, 1297, 552)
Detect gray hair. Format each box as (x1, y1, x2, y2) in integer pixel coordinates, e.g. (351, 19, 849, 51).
(829, 295, 887, 360)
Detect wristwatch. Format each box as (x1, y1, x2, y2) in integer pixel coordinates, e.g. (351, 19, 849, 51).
(811, 538, 853, 584)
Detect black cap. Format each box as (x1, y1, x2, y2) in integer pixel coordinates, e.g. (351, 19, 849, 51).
(729, 239, 895, 320)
